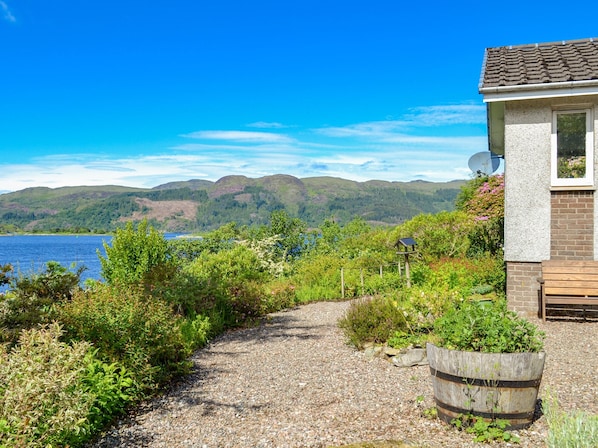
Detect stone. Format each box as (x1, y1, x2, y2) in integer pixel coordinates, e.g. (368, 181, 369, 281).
(391, 347, 428, 367)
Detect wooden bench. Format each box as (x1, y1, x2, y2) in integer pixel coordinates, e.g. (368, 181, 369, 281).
(539, 260, 598, 321)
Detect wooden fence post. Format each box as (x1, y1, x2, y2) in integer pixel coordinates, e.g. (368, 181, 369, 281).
(360, 269, 364, 295)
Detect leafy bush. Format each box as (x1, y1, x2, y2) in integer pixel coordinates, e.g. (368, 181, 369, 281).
(291, 254, 344, 302)
(338, 296, 411, 349)
(0, 261, 84, 345)
(58, 284, 190, 393)
(456, 174, 505, 256)
(416, 256, 506, 297)
(432, 299, 545, 353)
(81, 355, 135, 435)
(397, 211, 473, 261)
(99, 220, 175, 286)
(178, 313, 212, 353)
(184, 244, 269, 327)
(263, 280, 298, 313)
(0, 323, 93, 447)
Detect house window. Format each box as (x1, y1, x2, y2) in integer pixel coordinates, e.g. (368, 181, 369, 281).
(551, 109, 594, 187)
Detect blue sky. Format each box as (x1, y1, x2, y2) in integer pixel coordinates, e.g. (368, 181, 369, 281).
(1, 1, 596, 193)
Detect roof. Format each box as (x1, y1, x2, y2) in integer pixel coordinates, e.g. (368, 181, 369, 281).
(479, 38, 598, 101)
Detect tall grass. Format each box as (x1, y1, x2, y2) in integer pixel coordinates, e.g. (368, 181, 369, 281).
(543, 393, 598, 448)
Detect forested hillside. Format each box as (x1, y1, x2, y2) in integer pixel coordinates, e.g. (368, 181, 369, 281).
(0, 175, 465, 233)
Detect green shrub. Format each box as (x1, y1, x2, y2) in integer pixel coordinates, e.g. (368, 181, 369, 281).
(338, 296, 410, 349)
(362, 270, 404, 295)
(99, 220, 175, 286)
(178, 314, 212, 352)
(457, 174, 505, 256)
(0, 323, 93, 448)
(262, 280, 298, 313)
(413, 256, 506, 297)
(432, 299, 545, 353)
(58, 285, 189, 393)
(0, 261, 84, 345)
(291, 254, 344, 302)
(397, 211, 474, 261)
(185, 244, 269, 326)
(81, 355, 135, 435)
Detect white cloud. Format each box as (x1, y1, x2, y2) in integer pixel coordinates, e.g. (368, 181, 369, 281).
(181, 130, 294, 144)
(402, 104, 487, 126)
(317, 104, 486, 139)
(0, 1, 15, 22)
(246, 121, 289, 129)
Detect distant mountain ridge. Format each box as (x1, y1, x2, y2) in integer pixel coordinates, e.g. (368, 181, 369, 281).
(0, 175, 466, 233)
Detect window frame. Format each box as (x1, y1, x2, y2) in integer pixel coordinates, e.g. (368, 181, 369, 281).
(551, 108, 594, 188)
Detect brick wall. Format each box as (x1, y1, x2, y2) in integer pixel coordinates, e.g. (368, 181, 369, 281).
(550, 190, 594, 259)
(506, 261, 542, 318)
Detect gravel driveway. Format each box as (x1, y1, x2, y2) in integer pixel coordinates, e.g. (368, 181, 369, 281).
(91, 300, 598, 448)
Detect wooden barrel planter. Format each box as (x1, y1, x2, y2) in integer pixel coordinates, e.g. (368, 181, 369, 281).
(427, 343, 546, 429)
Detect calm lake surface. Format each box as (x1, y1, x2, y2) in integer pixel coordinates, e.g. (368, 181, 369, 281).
(0, 234, 111, 284)
(0, 234, 184, 286)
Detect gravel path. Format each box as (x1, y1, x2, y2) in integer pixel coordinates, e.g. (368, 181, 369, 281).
(91, 300, 598, 448)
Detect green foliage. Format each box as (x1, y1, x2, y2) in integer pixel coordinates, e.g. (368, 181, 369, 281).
(456, 174, 505, 256)
(543, 392, 598, 448)
(291, 254, 344, 302)
(81, 355, 135, 434)
(416, 256, 506, 296)
(433, 299, 544, 353)
(397, 211, 473, 261)
(0, 323, 94, 448)
(262, 280, 298, 313)
(178, 314, 212, 352)
(338, 297, 411, 349)
(0, 264, 12, 287)
(0, 261, 85, 345)
(451, 414, 519, 443)
(184, 244, 269, 326)
(58, 285, 190, 393)
(170, 222, 242, 259)
(267, 209, 309, 260)
(99, 220, 174, 286)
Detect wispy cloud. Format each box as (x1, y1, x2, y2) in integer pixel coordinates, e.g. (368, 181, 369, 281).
(0, 1, 15, 23)
(181, 130, 295, 144)
(246, 121, 290, 129)
(317, 104, 487, 139)
(401, 104, 487, 126)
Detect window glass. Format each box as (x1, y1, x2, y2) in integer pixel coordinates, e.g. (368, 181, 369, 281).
(556, 112, 586, 179)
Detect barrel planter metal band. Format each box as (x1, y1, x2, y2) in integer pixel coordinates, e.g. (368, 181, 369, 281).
(427, 343, 546, 429)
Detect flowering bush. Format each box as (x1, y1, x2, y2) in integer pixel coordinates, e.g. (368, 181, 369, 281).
(457, 175, 504, 255)
(464, 174, 504, 221)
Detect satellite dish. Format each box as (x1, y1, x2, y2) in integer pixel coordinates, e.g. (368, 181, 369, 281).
(468, 151, 500, 175)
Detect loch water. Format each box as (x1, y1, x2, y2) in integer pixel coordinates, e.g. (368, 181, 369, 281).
(0, 234, 111, 284)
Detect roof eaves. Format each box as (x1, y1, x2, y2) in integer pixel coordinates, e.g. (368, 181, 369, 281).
(480, 79, 598, 102)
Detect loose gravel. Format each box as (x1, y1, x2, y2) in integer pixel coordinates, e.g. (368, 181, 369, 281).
(91, 300, 598, 448)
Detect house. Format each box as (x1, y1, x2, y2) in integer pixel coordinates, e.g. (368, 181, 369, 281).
(478, 38, 598, 317)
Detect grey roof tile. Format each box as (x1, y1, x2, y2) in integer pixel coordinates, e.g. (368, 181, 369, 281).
(480, 38, 598, 90)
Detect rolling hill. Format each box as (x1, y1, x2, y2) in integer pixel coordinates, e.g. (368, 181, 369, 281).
(0, 175, 466, 233)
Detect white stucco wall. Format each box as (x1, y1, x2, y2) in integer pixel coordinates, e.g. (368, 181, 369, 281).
(502, 96, 598, 262)
(503, 100, 552, 262)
